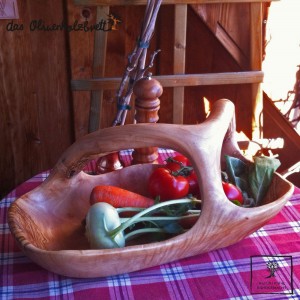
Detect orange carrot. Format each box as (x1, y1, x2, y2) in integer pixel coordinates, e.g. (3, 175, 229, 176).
(89, 185, 155, 208)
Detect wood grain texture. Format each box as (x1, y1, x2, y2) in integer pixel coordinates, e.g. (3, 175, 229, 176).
(69, 4, 149, 132)
(89, 6, 109, 132)
(249, 2, 263, 139)
(0, 1, 276, 199)
(69, 3, 262, 137)
(8, 99, 293, 278)
(0, 0, 73, 198)
(191, 3, 251, 69)
(185, 6, 252, 133)
(71, 71, 263, 90)
(191, 2, 267, 139)
(173, 4, 187, 124)
(67, 1, 96, 139)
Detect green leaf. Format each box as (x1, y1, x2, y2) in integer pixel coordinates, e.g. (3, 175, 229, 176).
(249, 156, 281, 206)
(225, 155, 251, 196)
(224, 155, 281, 207)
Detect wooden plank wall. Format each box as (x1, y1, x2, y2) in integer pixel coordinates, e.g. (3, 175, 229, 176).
(68, 2, 170, 137)
(1, 1, 257, 197)
(185, 5, 252, 133)
(69, 3, 253, 136)
(67, 3, 150, 138)
(0, 1, 73, 198)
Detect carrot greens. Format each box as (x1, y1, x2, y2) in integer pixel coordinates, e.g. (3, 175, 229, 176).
(85, 197, 201, 249)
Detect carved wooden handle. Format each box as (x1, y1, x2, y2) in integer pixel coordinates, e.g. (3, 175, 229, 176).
(50, 99, 235, 179)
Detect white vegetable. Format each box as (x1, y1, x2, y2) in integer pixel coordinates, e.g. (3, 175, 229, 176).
(85, 202, 125, 249)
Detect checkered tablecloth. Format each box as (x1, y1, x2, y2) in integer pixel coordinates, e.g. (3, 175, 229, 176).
(1, 149, 300, 300)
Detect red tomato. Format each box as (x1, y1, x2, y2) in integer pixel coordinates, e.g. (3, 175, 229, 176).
(148, 167, 189, 201)
(186, 170, 200, 197)
(165, 154, 191, 172)
(222, 182, 243, 204)
(165, 154, 200, 197)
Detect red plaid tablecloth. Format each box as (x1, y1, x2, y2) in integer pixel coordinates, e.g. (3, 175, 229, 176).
(1, 149, 300, 299)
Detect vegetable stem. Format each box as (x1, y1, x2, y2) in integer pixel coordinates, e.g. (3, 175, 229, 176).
(109, 197, 200, 239)
(116, 207, 144, 214)
(120, 213, 200, 223)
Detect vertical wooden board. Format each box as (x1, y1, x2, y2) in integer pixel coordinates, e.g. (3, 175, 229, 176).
(102, 5, 130, 80)
(1, 2, 28, 196)
(250, 2, 263, 139)
(89, 6, 109, 132)
(185, 6, 219, 124)
(0, 0, 73, 197)
(173, 4, 187, 124)
(0, 19, 36, 197)
(67, 0, 96, 138)
(26, 0, 73, 162)
(219, 3, 251, 65)
(26, 1, 72, 168)
(154, 5, 174, 124)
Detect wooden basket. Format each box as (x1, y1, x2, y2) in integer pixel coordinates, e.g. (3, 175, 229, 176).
(8, 99, 293, 278)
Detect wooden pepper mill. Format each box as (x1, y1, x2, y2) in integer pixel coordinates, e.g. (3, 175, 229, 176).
(132, 73, 163, 164)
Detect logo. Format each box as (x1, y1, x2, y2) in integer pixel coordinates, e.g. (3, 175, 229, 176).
(266, 261, 278, 278)
(5, 13, 122, 32)
(107, 13, 122, 31)
(250, 255, 293, 295)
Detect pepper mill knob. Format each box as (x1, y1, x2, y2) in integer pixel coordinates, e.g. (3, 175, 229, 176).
(132, 75, 163, 164)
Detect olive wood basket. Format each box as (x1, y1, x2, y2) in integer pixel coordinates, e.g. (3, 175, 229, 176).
(8, 99, 293, 278)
